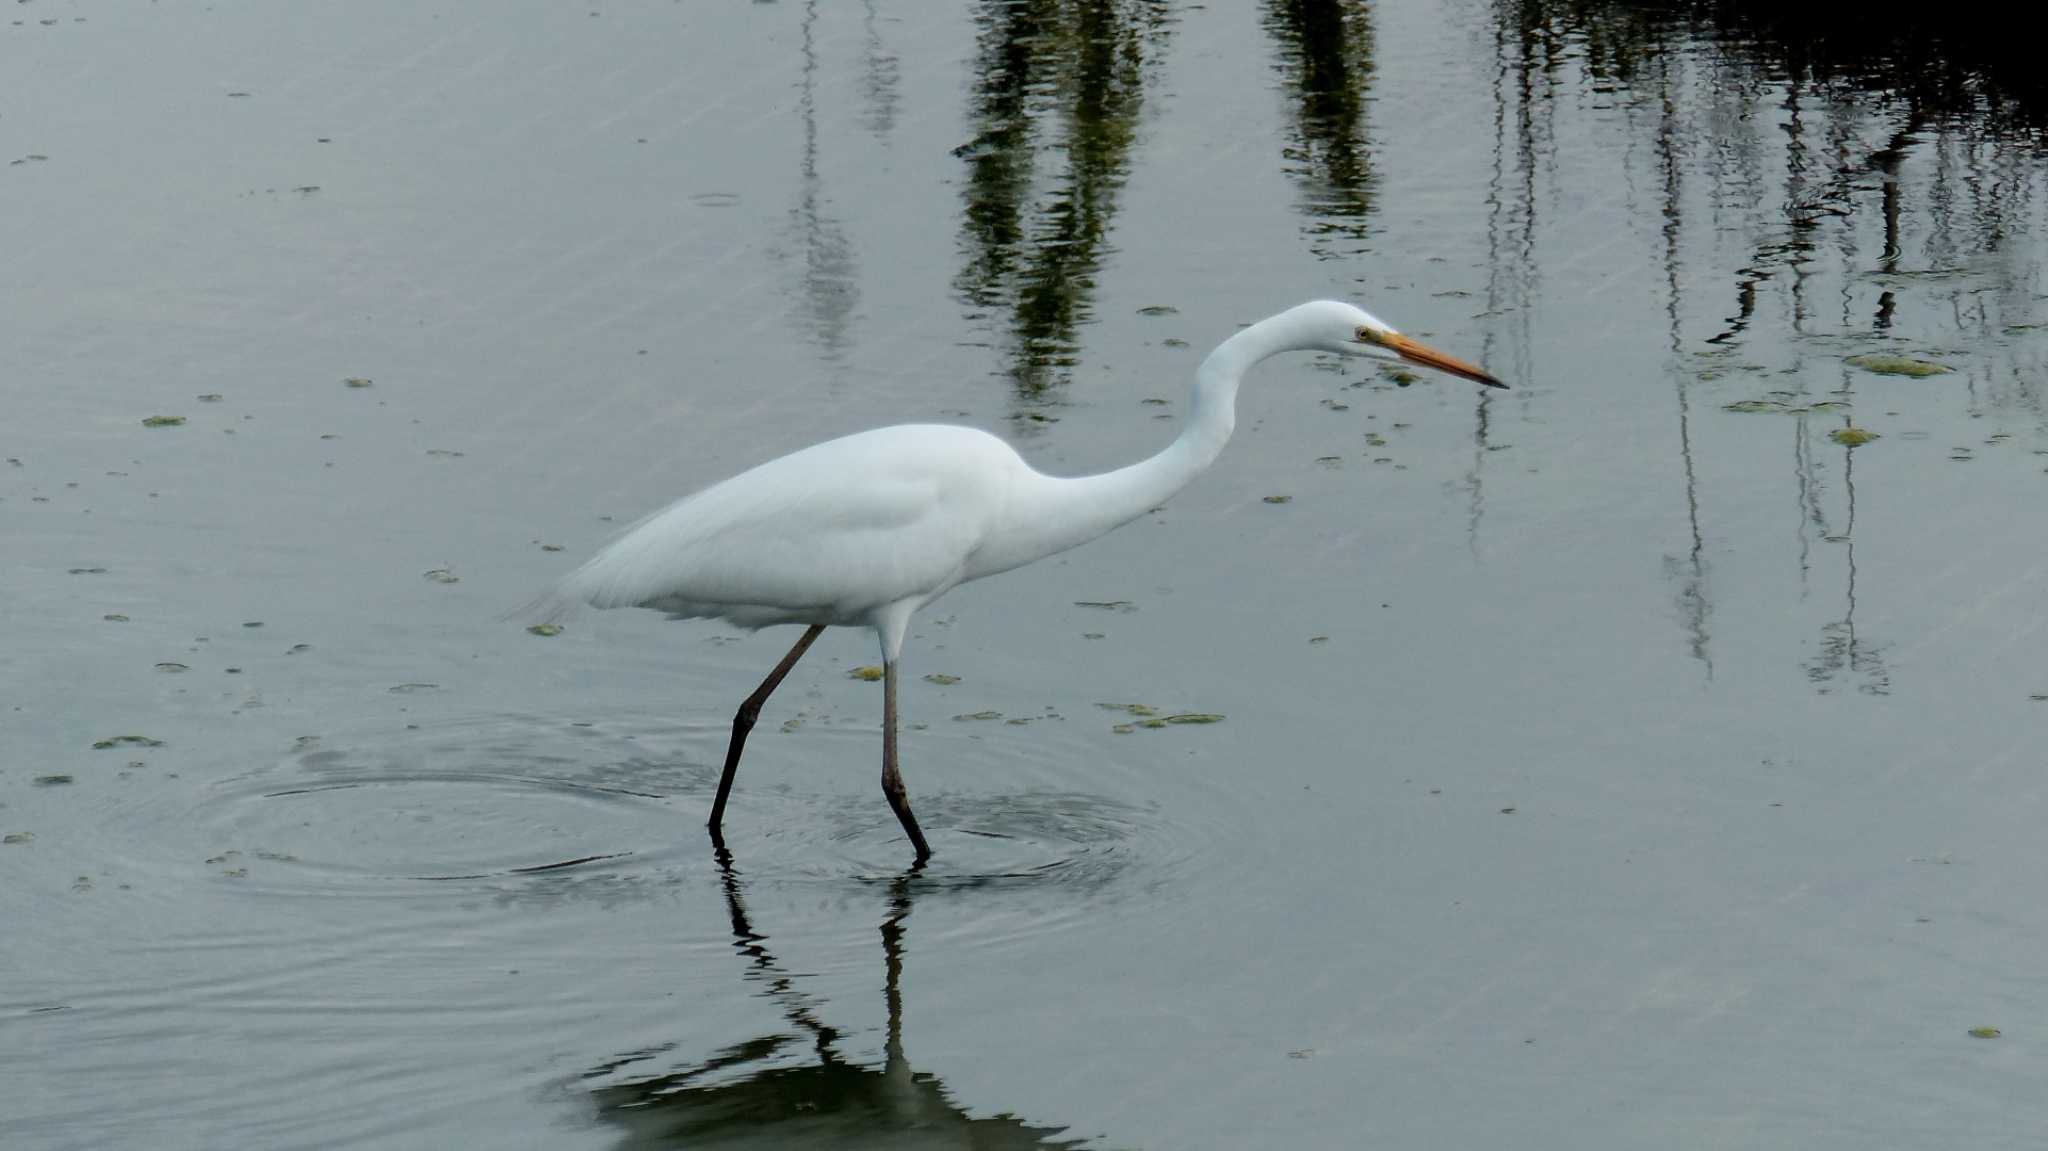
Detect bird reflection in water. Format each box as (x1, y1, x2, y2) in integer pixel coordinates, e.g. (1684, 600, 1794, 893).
(585, 852, 1085, 1149)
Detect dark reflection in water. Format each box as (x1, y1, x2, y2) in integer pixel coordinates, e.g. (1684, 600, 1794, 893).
(1500, 0, 2048, 693)
(953, 0, 1173, 413)
(586, 855, 1083, 1149)
(1654, 45, 1713, 675)
(1262, 0, 1376, 260)
(1805, 426, 1890, 695)
(792, 0, 859, 359)
(860, 0, 902, 138)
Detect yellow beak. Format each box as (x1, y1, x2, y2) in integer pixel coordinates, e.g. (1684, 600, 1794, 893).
(1380, 332, 1507, 389)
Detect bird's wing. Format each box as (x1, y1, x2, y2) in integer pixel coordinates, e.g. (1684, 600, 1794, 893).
(550, 426, 1014, 622)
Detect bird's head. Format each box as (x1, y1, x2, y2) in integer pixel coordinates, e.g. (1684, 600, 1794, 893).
(1288, 299, 1506, 389)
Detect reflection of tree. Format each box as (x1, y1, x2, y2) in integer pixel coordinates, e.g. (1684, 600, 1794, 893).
(792, 0, 858, 360)
(953, 0, 1172, 412)
(1508, 1, 2048, 131)
(1655, 53, 1713, 676)
(1804, 428, 1889, 695)
(860, 0, 901, 138)
(587, 855, 1082, 1149)
(1262, 0, 1375, 260)
(1501, 0, 2048, 694)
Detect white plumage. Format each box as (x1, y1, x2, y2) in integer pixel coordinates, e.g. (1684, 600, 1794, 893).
(553, 424, 1018, 636)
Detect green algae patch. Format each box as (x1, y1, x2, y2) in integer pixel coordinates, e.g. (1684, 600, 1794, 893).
(141, 415, 186, 428)
(1844, 353, 1951, 377)
(423, 569, 459, 584)
(1829, 427, 1880, 447)
(1969, 1026, 2001, 1039)
(525, 623, 563, 637)
(922, 673, 961, 685)
(343, 377, 374, 388)
(93, 735, 163, 750)
(1723, 399, 1786, 413)
(1262, 495, 1293, 504)
(847, 665, 884, 681)
(1104, 705, 1222, 730)
(953, 710, 1002, 721)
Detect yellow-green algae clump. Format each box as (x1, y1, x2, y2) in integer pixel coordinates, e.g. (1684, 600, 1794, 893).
(1844, 353, 1951, 377)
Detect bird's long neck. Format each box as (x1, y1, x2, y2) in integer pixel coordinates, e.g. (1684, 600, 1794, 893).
(970, 316, 1301, 577)
(1093, 319, 1273, 511)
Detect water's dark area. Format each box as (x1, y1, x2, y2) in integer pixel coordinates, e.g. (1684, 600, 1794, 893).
(6, 2, 2046, 1147)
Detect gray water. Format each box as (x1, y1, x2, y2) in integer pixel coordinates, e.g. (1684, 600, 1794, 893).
(7, 2, 2047, 1147)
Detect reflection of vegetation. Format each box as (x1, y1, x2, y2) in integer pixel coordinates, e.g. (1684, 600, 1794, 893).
(1262, 0, 1376, 258)
(859, 0, 901, 138)
(1499, 0, 2048, 695)
(954, 0, 1173, 409)
(1505, 2, 2048, 128)
(1805, 437, 1889, 696)
(587, 857, 1082, 1148)
(792, 0, 858, 360)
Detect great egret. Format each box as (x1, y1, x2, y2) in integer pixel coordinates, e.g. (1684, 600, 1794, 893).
(536, 300, 1503, 861)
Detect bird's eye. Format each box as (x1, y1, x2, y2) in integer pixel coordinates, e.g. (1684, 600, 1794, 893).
(1355, 325, 1376, 343)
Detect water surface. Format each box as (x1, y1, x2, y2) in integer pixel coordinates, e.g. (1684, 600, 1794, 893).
(6, 2, 2047, 1147)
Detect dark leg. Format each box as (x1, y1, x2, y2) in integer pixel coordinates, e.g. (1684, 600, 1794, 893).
(709, 624, 825, 843)
(881, 660, 933, 862)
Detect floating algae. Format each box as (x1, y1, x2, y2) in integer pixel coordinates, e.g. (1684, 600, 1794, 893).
(1829, 427, 1880, 447)
(92, 735, 163, 750)
(847, 666, 884, 681)
(1844, 353, 1951, 377)
(526, 623, 562, 637)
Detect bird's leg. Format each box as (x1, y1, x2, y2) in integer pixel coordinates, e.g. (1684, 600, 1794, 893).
(709, 624, 825, 844)
(881, 660, 933, 862)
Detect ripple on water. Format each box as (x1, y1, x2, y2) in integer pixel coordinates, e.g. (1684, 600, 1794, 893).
(713, 716, 1227, 951)
(187, 715, 707, 904)
(186, 712, 1221, 931)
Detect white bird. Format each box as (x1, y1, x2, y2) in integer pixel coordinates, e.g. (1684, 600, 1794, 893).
(536, 300, 1503, 861)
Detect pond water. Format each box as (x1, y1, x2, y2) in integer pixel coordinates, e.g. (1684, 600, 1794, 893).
(6, 2, 2047, 1147)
